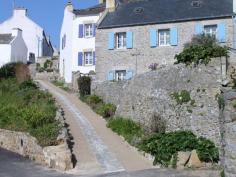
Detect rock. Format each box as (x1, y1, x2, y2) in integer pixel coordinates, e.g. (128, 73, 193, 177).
(187, 150, 203, 168)
(176, 151, 191, 169)
(43, 143, 73, 171)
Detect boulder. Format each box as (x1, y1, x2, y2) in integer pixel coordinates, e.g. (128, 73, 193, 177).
(187, 150, 203, 168)
(176, 151, 191, 169)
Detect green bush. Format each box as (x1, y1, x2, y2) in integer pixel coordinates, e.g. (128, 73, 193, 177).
(138, 131, 219, 166)
(78, 76, 91, 96)
(85, 95, 102, 105)
(107, 117, 143, 145)
(0, 62, 19, 79)
(0, 78, 59, 147)
(96, 103, 116, 118)
(172, 90, 191, 105)
(175, 34, 228, 65)
(43, 59, 53, 69)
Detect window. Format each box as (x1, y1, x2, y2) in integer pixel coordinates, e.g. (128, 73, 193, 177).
(84, 52, 93, 66)
(62, 34, 66, 49)
(204, 25, 217, 38)
(159, 30, 170, 46)
(116, 32, 126, 49)
(84, 24, 93, 37)
(115, 70, 126, 81)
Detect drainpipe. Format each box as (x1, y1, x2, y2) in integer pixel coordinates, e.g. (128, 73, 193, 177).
(232, 15, 236, 49)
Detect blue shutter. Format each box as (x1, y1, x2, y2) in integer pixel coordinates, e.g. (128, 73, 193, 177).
(170, 27, 178, 46)
(195, 24, 204, 35)
(217, 23, 226, 43)
(108, 32, 115, 50)
(79, 24, 84, 38)
(149, 29, 157, 48)
(125, 69, 133, 80)
(93, 24, 96, 37)
(126, 31, 133, 49)
(107, 71, 114, 81)
(78, 52, 83, 66)
(93, 51, 96, 65)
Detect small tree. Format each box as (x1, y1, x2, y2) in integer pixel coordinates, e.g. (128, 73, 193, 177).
(175, 34, 228, 65)
(77, 76, 91, 96)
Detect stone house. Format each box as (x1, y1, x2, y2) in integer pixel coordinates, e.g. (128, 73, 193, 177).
(0, 28, 27, 67)
(95, 0, 235, 82)
(60, 2, 105, 83)
(0, 8, 54, 63)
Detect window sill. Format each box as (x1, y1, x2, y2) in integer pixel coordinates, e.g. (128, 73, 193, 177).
(84, 36, 94, 39)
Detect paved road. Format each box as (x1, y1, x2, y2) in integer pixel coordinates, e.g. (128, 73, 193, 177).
(0, 148, 220, 177)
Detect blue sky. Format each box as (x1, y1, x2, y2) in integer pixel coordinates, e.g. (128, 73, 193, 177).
(0, 0, 98, 49)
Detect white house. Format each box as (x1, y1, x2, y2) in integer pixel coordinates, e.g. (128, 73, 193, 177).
(60, 1, 105, 83)
(0, 28, 27, 67)
(0, 7, 54, 63)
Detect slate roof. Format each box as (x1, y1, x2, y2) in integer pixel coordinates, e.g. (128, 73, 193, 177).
(98, 0, 233, 29)
(73, 3, 106, 16)
(0, 34, 14, 44)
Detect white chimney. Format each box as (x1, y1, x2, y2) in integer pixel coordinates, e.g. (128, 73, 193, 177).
(65, 1, 73, 12)
(234, 0, 236, 14)
(13, 7, 27, 17)
(106, 0, 116, 12)
(12, 28, 22, 37)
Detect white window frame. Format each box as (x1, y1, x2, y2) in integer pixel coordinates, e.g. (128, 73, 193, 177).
(116, 32, 127, 49)
(115, 70, 126, 81)
(204, 25, 217, 38)
(84, 24, 93, 38)
(84, 51, 93, 66)
(159, 29, 170, 46)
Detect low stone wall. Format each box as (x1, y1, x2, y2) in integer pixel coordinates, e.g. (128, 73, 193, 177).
(0, 109, 73, 171)
(92, 59, 223, 145)
(221, 88, 236, 177)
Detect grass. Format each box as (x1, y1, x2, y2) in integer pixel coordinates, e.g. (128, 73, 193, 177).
(0, 78, 60, 147)
(52, 80, 70, 92)
(107, 117, 143, 145)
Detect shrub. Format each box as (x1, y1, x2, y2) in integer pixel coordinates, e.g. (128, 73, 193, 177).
(96, 103, 116, 118)
(0, 62, 18, 79)
(175, 34, 228, 65)
(172, 90, 191, 105)
(138, 131, 219, 166)
(0, 78, 59, 147)
(107, 117, 143, 145)
(43, 59, 53, 69)
(86, 95, 102, 105)
(77, 76, 91, 96)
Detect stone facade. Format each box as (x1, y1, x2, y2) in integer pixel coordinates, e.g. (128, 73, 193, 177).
(92, 59, 225, 145)
(95, 18, 234, 82)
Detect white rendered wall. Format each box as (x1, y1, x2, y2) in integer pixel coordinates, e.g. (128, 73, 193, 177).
(10, 34, 28, 64)
(0, 44, 11, 67)
(60, 8, 74, 83)
(0, 9, 51, 60)
(71, 15, 98, 75)
(60, 7, 100, 83)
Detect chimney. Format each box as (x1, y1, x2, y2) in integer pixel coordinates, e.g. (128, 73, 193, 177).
(234, 0, 236, 14)
(13, 7, 27, 17)
(106, 0, 116, 12)
(65, 1, 73, 12)
(12, 28, 22, 37)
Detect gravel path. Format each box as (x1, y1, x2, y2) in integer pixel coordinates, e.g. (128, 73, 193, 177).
(37, 80, 154, 176)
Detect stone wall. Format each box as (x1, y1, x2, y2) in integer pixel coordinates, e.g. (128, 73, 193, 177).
(95, 18, 233, 82)
(0, 109, 73, 171)
(92, 59, 224, 145)
(221, 88, 236, 177)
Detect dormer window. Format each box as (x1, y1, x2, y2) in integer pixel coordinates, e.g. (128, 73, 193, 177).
(84, 24, 93, 38)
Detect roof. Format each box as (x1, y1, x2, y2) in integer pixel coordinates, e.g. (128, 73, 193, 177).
(99, 0, 233, 29)
(73, 3, 106, 16)
(0, 34, 14, 44)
